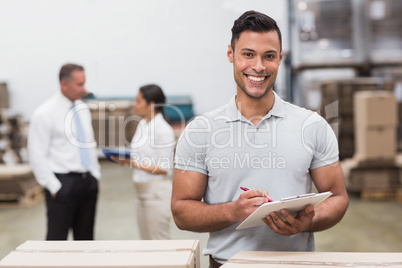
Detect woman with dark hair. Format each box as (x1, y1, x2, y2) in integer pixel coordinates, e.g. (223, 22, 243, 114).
(112, 84, 175, 240)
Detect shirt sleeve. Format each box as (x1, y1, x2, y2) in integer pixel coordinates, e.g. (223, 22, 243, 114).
(174, 116, 209, 175)
(302, 112, 339, 170)
(27, 111, 62, 195)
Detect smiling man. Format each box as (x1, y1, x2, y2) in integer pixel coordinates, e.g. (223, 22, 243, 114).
(171, 11, 349, 268)
(230, 31, 281, 100)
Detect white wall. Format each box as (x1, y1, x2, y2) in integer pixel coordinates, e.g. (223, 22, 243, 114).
(0, 0, 289, 120)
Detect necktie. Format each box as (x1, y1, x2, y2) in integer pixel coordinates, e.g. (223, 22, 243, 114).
(72, 103, 91, 170)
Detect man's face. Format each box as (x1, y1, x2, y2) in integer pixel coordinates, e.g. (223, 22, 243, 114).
(61, 70, 87, 101)
(227, 30, 282, 99)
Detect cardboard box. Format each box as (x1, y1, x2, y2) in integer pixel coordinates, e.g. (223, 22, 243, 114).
(354, 91, 397, 127)
(0, 240, 200, 268)
(221, 251, 402, 267)
(348, 166, 401, 191)
(399, 102, 402, 124)
(88, 100, 138, 148)
(337, 136, 354, 160)
(320, 78, 394, 119)
(354, 126, 396, 160)
(89, 103, 110, 148)
(327, 117, 354, 139)
(0, 164, 40, 200)
(352, 154, 397, 168)
(320, 78, 395, 160)
(0, 83, 9, 109)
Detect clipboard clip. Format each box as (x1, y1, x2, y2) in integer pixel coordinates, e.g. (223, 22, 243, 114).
(280, 193, 316, 201)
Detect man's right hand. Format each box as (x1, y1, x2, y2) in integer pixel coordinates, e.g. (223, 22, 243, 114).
(234, 188, 271, 221)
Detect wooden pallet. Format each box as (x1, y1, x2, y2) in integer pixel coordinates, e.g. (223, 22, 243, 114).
(0, 185, 43, 208)
(360, 189, 402, 202)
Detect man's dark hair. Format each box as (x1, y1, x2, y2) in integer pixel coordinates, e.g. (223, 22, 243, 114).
(59, 63, 84, 82)
(231, 10, 282, 52)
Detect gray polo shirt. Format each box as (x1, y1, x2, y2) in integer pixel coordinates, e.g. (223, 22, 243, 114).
(175, 91, 339, 261)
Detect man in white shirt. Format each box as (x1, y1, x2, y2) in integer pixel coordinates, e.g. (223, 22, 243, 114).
(28, 63, 101, 240)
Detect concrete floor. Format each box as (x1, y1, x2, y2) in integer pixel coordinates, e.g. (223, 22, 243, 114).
(1, 160, 402, 267)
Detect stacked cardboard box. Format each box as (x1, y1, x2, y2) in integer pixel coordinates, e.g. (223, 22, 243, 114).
(344, 91, 402, 200)
(0, 84, 35, 205)
(221, 251, 402, 267)
(0, 240, 200, 268)
(354, 91, 397, 161)
(0, 164, 41, 206)
(370, 67, 402, 150)
(88, 100, 139, 149)
(0, 83, 9, 109)
(320, 78, 394, 159)
(0, 111, 28, 165)
(0, 83, 10, 161)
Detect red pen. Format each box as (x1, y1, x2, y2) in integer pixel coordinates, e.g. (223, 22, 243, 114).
(240, 187, 273, 202)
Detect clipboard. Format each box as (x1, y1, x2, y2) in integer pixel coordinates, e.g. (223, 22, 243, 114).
(102, 148, 131, 164)
(236, 191, 332, 230)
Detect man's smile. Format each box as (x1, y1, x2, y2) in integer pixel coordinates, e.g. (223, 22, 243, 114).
(244, 74, 269, 84)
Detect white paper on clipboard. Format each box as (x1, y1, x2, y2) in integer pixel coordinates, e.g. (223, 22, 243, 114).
(236, 191, 332, 230)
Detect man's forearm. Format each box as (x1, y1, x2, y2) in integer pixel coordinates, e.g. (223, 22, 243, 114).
(306, 194, 349, 232)
(172, 199, 237, 232)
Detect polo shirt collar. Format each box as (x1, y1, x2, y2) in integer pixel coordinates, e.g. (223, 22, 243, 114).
(225, 90, 286, 123)
(265, 91, 286, 119)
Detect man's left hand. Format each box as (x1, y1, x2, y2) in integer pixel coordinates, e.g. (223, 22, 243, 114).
(262, 205, 315, 236)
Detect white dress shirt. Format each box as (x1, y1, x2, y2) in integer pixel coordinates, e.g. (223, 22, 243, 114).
(131, 113, 175, 183)
(28, 92, 100, 195)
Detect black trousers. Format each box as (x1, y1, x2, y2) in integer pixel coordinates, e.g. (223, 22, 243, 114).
(45, 172, 98, 240)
